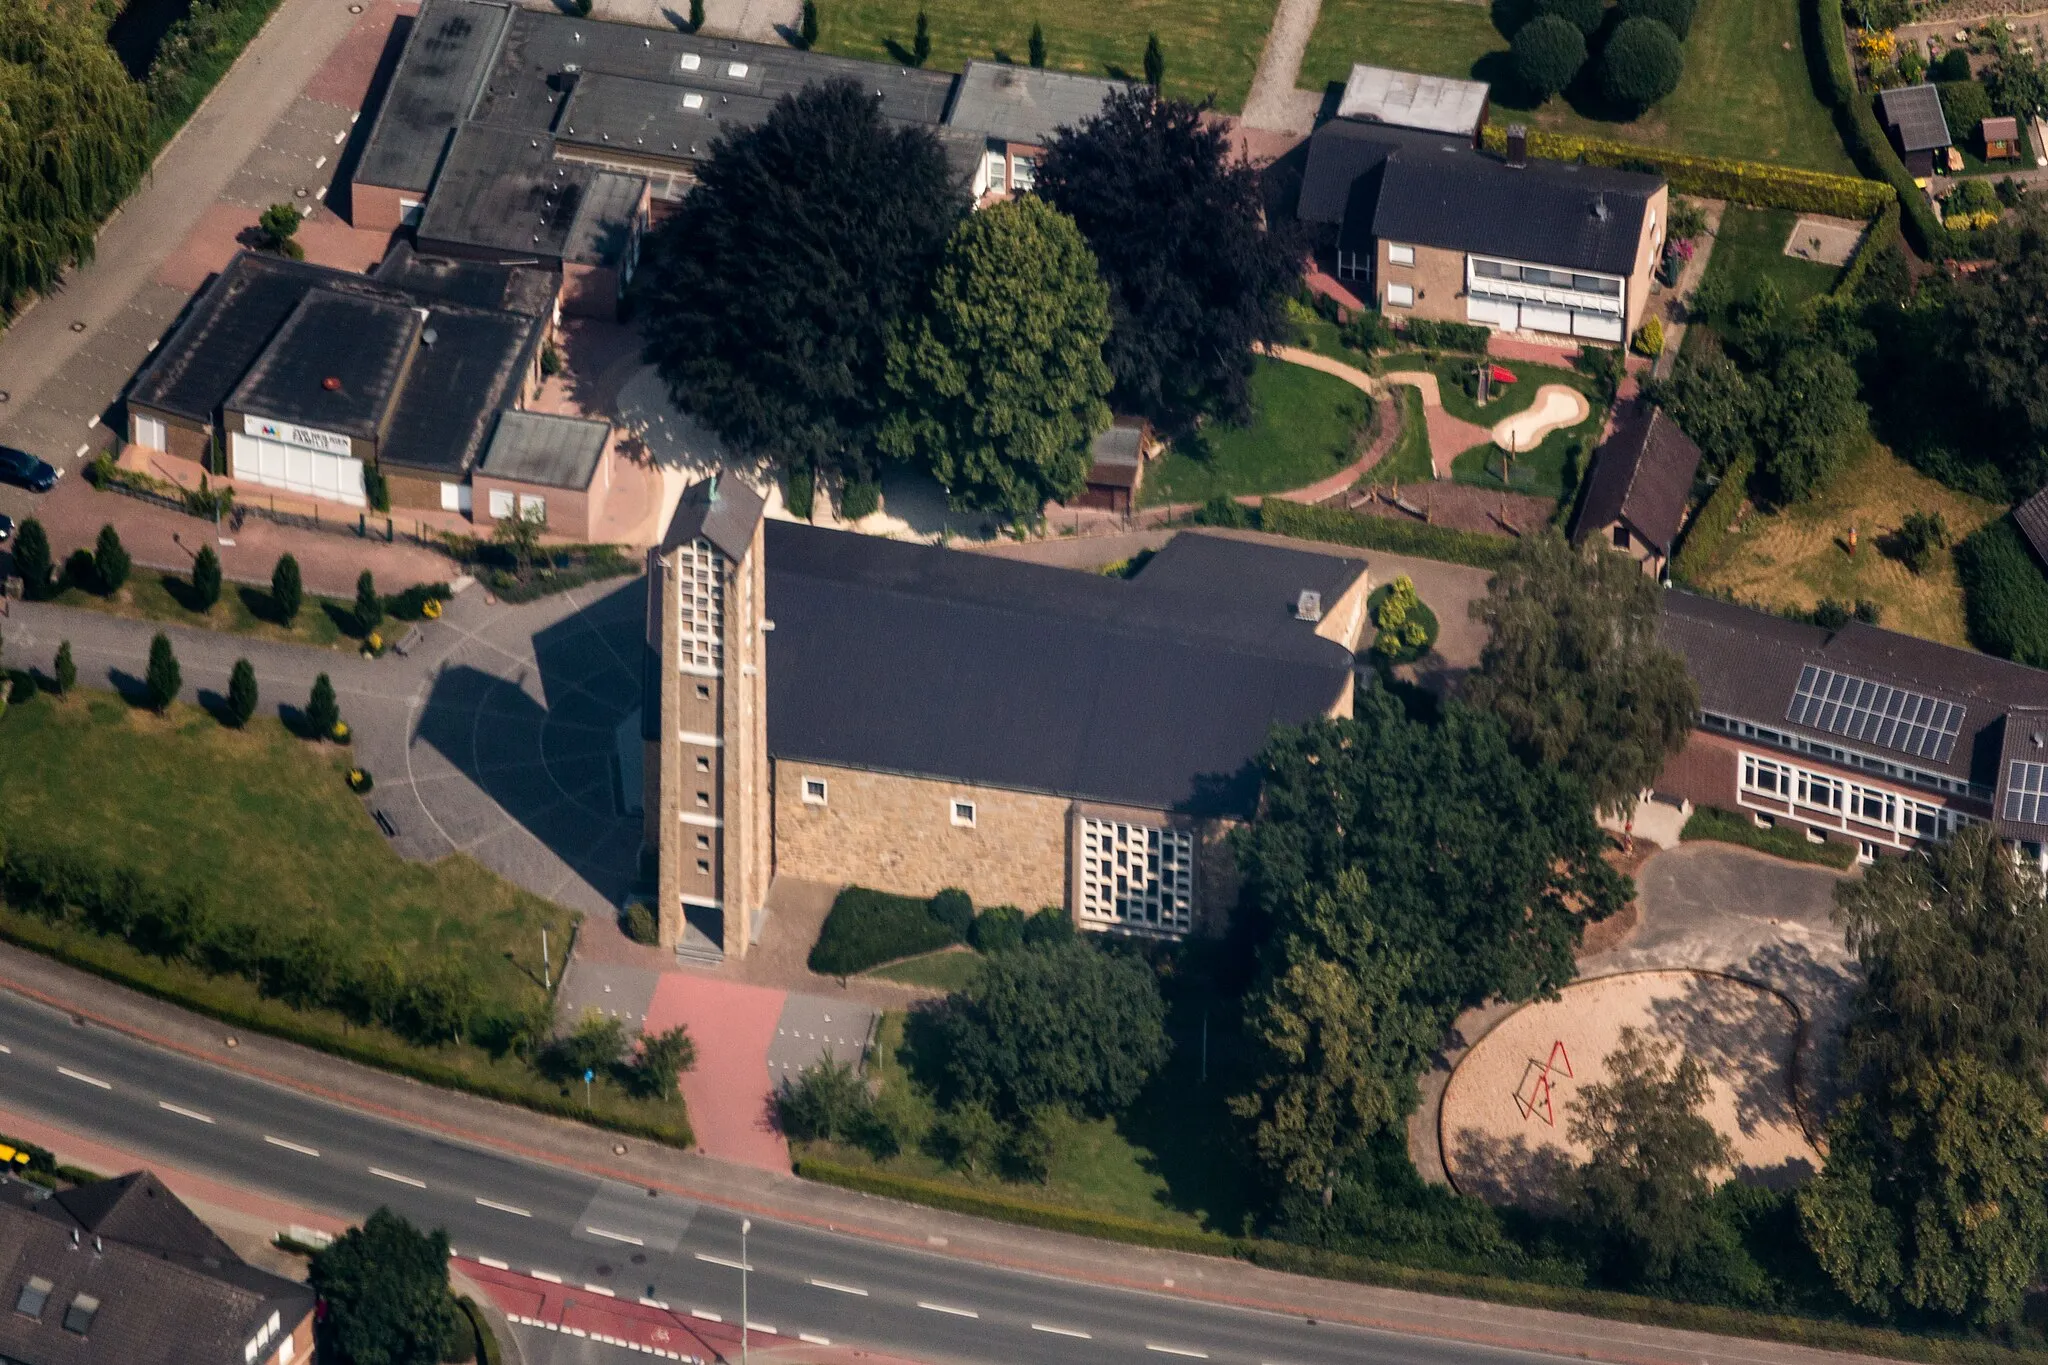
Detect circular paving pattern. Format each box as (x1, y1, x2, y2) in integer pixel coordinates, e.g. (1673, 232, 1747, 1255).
(1440, 969, 1821, 1209)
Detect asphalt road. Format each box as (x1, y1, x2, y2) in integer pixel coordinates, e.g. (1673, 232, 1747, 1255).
(0, 985, 1577, 1365)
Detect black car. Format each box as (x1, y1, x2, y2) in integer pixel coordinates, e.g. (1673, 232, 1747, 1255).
(0, 513, 12, 544)
(0, 446, 57, 493)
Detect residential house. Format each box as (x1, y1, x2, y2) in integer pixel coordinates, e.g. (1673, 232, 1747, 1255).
(1656, 591, 2048, 869)
(1878, 84, 1952, 179)
(642, 484, 1373, 958)
(1571, 399, 1702, 576)
(946, 61, 1133, 202)
(1298, 121, 1666, 344)
(0, 1170, 314, 1365)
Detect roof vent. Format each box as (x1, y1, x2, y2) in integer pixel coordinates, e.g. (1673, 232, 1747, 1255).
(681, 53, 700, 70)
(1505, 123, 1527, 168)
(684, 92, 703, 109)
(728, 61, 749, 77)
(1295, 590, 1323, 622)
(321, 376, 341, 392)
(1593, 193, 1609, 221)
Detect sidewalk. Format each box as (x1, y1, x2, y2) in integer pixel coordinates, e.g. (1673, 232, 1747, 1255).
(0, 938, 1916, 1365)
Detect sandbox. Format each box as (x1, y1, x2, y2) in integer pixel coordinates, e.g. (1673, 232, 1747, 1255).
(1440, 970, 1821, 1208)
(1490, 384, 1589, 454)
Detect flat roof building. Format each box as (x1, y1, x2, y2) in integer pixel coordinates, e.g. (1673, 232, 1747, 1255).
(475, 409, 617, 540)
(1335, 64, 1490, 140)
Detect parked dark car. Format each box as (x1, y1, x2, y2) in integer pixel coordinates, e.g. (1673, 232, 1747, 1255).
(0, 513, 13, 544)
(0, 446, 57, 493)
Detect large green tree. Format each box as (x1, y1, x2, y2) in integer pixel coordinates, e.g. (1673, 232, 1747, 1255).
(1236, 682, 1628, 1018)
(936, 940, 1169, 1117)
(1037, 89, 1300, 427)
(1464, 531, 1697, 819)
(1565, 1028, 1732, 1283)
(1231, 868, 1435, 1201)
(0, 0, 148, 311)
(1945, 213, 2048, 497)
(879, 196, 1112, 518)
(1799, 1058, 2048, 1326)
(1834, 823, 2048, 1096)
(310, 1207, 466, 1365)
(639, 80, 962, 482)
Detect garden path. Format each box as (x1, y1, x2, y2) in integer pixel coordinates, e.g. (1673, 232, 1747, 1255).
(1652, 199, 1726, 382)
(1381, 369, 1493, 477)
(1240, 0, 1325, 132)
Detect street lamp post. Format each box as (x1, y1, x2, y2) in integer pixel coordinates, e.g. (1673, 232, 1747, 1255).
(740, 1218, 752, 1365)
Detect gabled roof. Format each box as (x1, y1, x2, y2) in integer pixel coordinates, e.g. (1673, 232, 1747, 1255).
(1983, 115, 2021, 140)
(1296, 119, 1460, 225)
(1878, 83, 1951, 152)
(1573, 400, 1702, 554)
(2015, 486, 2048, 565)
(1362, 143, 1660, 276)
(0, 1172, 312, 1365)
(1659, 590, 2048, 797)
(944, 61, 1131, 147)
(761, 526, 1361, 815)
(1335, 64, 1488, 136)
(1996, 707, 2048, 841)
(662, 475, 767, 560)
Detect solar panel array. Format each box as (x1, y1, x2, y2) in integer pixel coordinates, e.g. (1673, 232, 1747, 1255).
(2009, 761, 2048, 826)
(1785, 666, 1965, 763)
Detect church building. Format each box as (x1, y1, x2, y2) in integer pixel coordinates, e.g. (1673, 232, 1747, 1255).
(641, 479, 1373, 958)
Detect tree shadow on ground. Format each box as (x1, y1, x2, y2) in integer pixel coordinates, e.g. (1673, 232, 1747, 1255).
(1448, 1126, 1577, 1211)
(1645, 974, 1802, 1140)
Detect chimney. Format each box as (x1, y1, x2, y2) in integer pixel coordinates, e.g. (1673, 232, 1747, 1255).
(1295, 589, 1323, 622)
(1593, 193, 1610, 222)
(1505, 123, 1527, 168)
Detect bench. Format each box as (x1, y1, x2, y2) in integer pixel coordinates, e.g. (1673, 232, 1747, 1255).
(393, 625, 425, 657)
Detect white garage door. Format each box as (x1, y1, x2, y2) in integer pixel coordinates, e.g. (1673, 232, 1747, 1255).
(1521, 303, 1573, 335)
(230, 432, 367, 508)
(132, 413, 168, 452)
(1571, 311, 1624, 342)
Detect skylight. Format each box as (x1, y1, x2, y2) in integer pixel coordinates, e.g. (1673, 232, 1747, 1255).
(13, 1276, 51, 1318)
(2007, 761, 2048, 825)
(1785, 666, 1965, 764)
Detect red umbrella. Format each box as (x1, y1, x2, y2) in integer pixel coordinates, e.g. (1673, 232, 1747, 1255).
(1490, 364, 1518, 384)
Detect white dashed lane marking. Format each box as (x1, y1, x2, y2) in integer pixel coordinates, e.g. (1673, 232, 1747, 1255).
(1032, 1324, 1092, 1339)
(808, 1279, 867, 1296)
(477, 1198, 531, 1216)
(263, 1136, 320, 1157)
(918, 1302, 979, 1318)
(158, 1101, 214, 1123)
(370, 1167, 426, 1188)
(58, 1067, 110, 1090)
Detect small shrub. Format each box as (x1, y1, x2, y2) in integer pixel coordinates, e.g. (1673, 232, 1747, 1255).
(144, 634, 181, 712)
(1631, 317, 1665, 358)
(1533, 0, 1603, 35)
(539, 343, 562, 377)
(257, 203, 301, 254)
(968, 903, 1025, 953)
(354, 570, 383, 635)
(1600, 18, 1685, 115)
(94, 525, 131, 595)
(800, 0, 819, 46)
(53, 641, 75, 696)
(346, 767, 374, 794)
(1934, 47, 1972, 82)
(808, 886, 960, 976)
(306, 673, 340, 739)
(1340, 310, 1394, 356)
(1938, 79, 1995, 137)
(840, 478, 882, 521)
(1619, 0, 1696, 39)
(64, 548, 97, 593)
(688, 0, 703, 28)
(1021, 906, 1075, 947)
(11, 519, 53, 600)
(386, 583, 451, 621)
(6, 671, 31, 705)
(1574, 344, 1626, 403)
(191, 545, 222, 611)
(1192, 495, 1253, 528)
(271, 553, 302, 625)
(1000, 1108, 1060, 1183)
(931, 1100, 1004, 1174)
(1896, 509, 1949, 574)
(1402, 319, 1492, 353)
(786, 465, 815, 521)
(1813, 598, 1852, 630)
(542, 1010, 626, 1083)
(928, 888, 974, 938)
(621, 900, 660, 945)
(226, 658, 258, 727)
(631, 1025, 696, 1100)
(1513, 16, 1588, 100)
(776, 1054, 877, 1142)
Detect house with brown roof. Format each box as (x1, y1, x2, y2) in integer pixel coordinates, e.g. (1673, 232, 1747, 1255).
(1571, 399, 1703, 577)
(0, 1170, 313, 1365)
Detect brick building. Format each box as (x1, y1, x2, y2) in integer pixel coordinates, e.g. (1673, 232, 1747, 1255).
(641, 480, 1372, 957)
(0, 1171, 314, 1365)
(1655, 590, 2048, 869)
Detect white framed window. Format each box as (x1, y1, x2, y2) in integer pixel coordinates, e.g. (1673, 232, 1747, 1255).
(803, 778, 828, 805)
(1385, 282, 1415, 308)
(1387, 243, 1415, 266)
(986, 150, 1007, 192)
(133, 413, 168, 451)
(951, 800, 977, 828)
(519, 492, 547, 522)
(1010, 156, 1035, 192)
(488, 488, 515, 519)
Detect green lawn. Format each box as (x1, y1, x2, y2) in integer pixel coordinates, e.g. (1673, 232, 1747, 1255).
(0, 690, 688, 1140)
(867, 948, 984, 991)
(795, 1004, 1257, 1234)
(1301, 0, 1854, 171)
(1445, 360, 1605, 502)
(48, 568, 352, 650)
(1701, 205, 1842, 313)
(1142, 359, 1370, 506)
(813, 0, 1277, 111)
(1362, 385, 1433, 486)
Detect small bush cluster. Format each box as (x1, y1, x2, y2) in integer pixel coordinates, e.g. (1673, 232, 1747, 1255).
(540, 1009, 695, 1100)
(1371, 576, 1437, 661)
(1258, 500, 1513, 570)
(1503, 0, 1694, 111)
(1669, 453, 1754, 585)
(1400, 319, 1492, 353)
(1679, 805, 1859, 869)
(437, 535, 637, 604)
(808, 886, 963, 976)
(1955, 517, 2048, 666)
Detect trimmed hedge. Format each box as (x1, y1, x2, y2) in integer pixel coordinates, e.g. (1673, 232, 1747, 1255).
(1671, 453, 1753, 585)
(1680, 805, 1860, 869)
(1833, 196, 1902, 299)
(1803, 0, 1950, 257)
(808, 886, 961, 976)
(1955, 516, 2048, 666)
(1400, 319, 1492, 353)
(795, 1158, 2048, 1365)
(1257, 500, 1513, 571)
(1478, 124, 1890, 218)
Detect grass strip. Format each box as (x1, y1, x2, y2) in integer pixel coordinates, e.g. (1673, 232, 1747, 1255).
(1680, 805, 1859, 870)
(1257, 500, 1512, 571)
